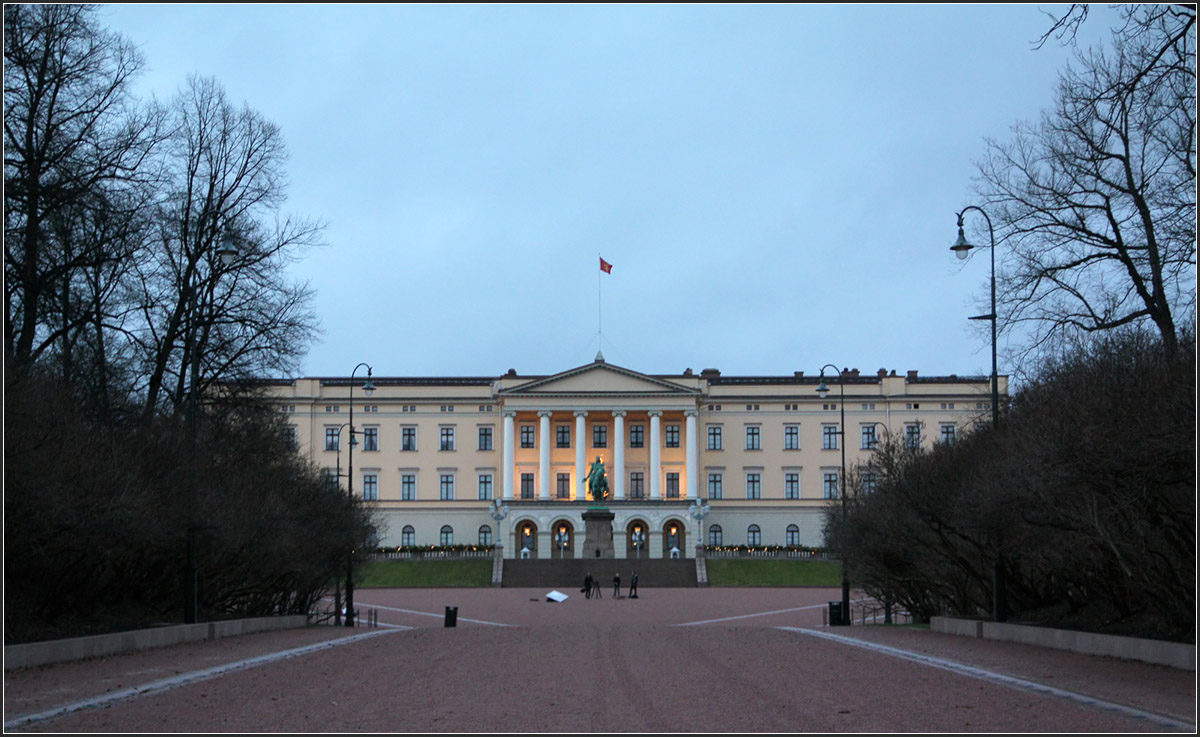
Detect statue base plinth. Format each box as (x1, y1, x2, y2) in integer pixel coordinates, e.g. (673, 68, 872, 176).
(581, 508, 615, 559)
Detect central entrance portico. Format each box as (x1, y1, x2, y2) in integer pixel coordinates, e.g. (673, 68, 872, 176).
(497, 358, 703, 507)
(507, 501, 693, 559)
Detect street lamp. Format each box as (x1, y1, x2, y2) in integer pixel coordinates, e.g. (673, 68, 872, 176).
(950, 206, 1005, 622)
(950, 207, 1000, 430)
(185, 229, 240, 624)
(630, 526, 645, 558)
(344, 363, 375, 627)
(815, 364, 849, 626)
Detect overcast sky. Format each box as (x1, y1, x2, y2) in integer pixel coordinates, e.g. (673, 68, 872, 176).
(99, 4, 1123, 380)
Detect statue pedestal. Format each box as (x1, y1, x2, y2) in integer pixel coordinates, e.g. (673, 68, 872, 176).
(581, 508, 615, 559)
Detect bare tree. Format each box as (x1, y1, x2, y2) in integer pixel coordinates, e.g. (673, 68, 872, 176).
(973, 5, 1195, 362)
(4, 4, 164, 371)
(132, 75, 322, 416)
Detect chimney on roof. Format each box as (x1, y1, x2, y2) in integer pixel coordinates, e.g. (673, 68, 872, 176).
(877, 368, 888, 377)
(505, 368, 517, 377)
(907, 370, 919, 380)
(700, 368, 721, 377)
(683, 368, 693, 376)
(848, 368, 860, 378)
(794, 371, 805, 377)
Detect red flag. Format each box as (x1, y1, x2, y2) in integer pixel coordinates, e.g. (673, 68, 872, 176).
(600, 257, 613, 274)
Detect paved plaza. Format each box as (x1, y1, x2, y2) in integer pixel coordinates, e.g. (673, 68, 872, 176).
(4, 586, 1195, 732)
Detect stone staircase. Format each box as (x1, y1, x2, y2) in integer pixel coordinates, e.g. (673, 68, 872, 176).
(500, 558, 697, 589)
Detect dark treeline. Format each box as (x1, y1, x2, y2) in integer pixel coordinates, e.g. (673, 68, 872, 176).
(4, 5, 370, 643)
(829, 329, 1195, 643)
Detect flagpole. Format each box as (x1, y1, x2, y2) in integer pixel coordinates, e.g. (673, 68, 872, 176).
(597, 253, 603, 349)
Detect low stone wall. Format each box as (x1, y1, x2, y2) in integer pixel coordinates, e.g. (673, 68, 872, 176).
(4, 615, 310, 671)
(931, 616, 1195, 671)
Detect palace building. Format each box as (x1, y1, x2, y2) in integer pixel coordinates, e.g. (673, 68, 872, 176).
(267, 357, 1005, 559)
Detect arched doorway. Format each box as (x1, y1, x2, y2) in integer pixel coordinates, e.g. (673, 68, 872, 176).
(662, 519, 686, 559)
(626, 520, 648, 559)
(517, 520, 538, 559)
(551, 520, 574, 559)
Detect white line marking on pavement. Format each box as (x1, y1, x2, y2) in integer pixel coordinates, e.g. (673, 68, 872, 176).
(674, 603, 827, 627)
(4, 628, 404, 730)
(781, 627, 1196, 732)
(358, 602, 517, 627)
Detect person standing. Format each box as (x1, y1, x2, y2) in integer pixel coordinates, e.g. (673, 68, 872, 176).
(612, 572, 621, 599)
(628, 570, 639, 599)
(583, 572, 594, 599)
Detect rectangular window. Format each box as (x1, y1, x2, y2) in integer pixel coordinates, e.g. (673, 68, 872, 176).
(707, 425, 722, 450)
(785, 472, 800, 499)
(324, 469, 339, 492)
(439, 474, 455, 500)
(284, 425, 298, 450)
(402, 426, 417, 452)
(362, 473, 378, 501)
(629, 424, 644, 448)
(478, 426, 493, 451)
(862, 425, 878, 450)
(520, 425, 535, 448)
(363, 427, 379, 452)
(666, 472, 680, 498)
(665, 424, 680, 448)
(593, 424, 608, 448)
(707, 473, 723, 499)
(823, 472, 840, 499)
(520, 473, 535, 499)
(324, 427, 340, 452)
(822, 425, 839, 450)
(556, 425, 571, 449)
(478, 473, 493, 500)
(401, 474, 416, 501)
(905, 424, 921, 449)
(745, 426, 761, 450)
(746, 472, 761, 500)
(862, 470, 878, 494)
(628, 472, 645, 499)
(940, 424, 956, 445)
(440, 426, 456, 451)
(556, 472, 571, 499)
(784, 425, 800, 450)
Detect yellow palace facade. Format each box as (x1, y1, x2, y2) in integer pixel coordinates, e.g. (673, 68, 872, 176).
(268, 358, 1004, 559)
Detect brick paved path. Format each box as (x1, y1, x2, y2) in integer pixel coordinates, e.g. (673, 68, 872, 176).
(5, 587, 1194, 732)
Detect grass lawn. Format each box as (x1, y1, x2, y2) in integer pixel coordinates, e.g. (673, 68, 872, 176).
(705, 559, 843, 587)
(355, 558, 842, 588)
(357, 559, 492, 588)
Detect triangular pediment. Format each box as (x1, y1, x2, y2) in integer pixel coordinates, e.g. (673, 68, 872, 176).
(501, 362, 699, 397)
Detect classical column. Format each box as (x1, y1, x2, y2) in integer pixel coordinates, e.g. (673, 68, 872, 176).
(612, 411, 627, 500)
(538, 411, 552, 501)
(649, 410, 662, 500)
(685, 409, 699, 499)
(574, 410, 588, 501)
(502, 410, 516, 500)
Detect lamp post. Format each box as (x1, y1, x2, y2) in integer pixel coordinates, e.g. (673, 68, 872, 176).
(329, 421, 352, 626)
(816, 364, 849, 626)
(185, 230, 240, 624)
(950, 207, 1000, 430)
(344, 363, 375, 627)
(950, 206, 1005, 623)
(689, 496, 710, 547)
